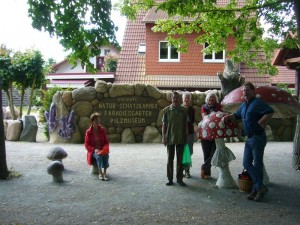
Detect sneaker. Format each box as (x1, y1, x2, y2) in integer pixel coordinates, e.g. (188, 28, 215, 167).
(247, 192, 257, 200)
(103, 176, 109, 181)
(166, 180, 174, 186)
(99, 174, 104, 181)
(254, 187, 269, 202)
(177, 180, 186, 186)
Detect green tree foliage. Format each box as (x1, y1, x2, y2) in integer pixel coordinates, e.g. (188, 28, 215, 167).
(0, 45, 18, 119)
(118, 0, 298, 75)
(28, 0, 120, 72)
(104, 53, 118, 72)
(12, 49, 45, 117)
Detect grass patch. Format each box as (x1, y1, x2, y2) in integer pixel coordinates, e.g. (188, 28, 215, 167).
(8, 167, 22, 179)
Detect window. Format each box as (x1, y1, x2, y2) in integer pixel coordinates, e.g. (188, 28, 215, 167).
(104, 49, 110, 55)
(159, 41, 179, 62)
(203, 43, 225, 63)
(138, 43, 146, 53)
(96, 56, 105, 70)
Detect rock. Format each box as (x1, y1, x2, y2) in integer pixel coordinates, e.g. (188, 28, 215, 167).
(107, 134, 121, 143)
(95, 80, 108, 93)
(72, 101, 93, 117)
(143, 126, 161, 143)
(146, 85, 162, 99)
(134, 83, 146, 96)
(19, 115, 38, 142)
(121, 128, 135, 143)
(5, 106, 19, 119)
(72, 87, 96, 101)
(62, 91, 73, 107)
(47, 146, 68, 161)
(109, 84, 134, 97)
(6, 120, 22, 141)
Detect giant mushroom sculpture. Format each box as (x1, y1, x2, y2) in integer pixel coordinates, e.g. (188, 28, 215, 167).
(199, 111, 240, 188)
(222, 85, 300, 118)
(221, 85, 300, 182)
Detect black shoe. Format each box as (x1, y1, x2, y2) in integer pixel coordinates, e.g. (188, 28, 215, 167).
(186, 173, 191, 178)
(166, 180, 174, 186)
(177, 180, 186, 186)
(247, 192, 257, 200)
(254, 187, 269, 202)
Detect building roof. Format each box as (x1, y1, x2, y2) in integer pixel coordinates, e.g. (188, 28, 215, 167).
(115, 1, 272, 90)
(270, 66, 296, 86)
(46, 73, 114, 88)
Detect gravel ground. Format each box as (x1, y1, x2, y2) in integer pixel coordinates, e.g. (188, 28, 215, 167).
(1, 135, 300, 225)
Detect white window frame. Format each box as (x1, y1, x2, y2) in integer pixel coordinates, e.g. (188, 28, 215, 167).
(138, 43, 146, 53)
(203, 43, 225, 63)
(159, 41, 180, 62)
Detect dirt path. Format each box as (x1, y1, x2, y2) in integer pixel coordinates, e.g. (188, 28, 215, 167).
(1, 141, 300, 225)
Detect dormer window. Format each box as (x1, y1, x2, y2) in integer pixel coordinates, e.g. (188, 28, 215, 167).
(159, 41, 179, 62)
(138, 43, 146, 54)
(203, 43, 225, 63)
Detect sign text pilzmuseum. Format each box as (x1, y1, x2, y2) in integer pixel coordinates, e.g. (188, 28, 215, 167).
(95, 97, 159, 127)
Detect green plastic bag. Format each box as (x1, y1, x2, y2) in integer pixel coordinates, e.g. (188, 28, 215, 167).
(182, 144, 192, 167)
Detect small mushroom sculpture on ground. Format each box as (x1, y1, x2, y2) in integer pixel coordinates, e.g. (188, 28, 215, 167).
(47, 160, 64, 183)
(47, 146, 68, 162)
(199, 111, 240, 188)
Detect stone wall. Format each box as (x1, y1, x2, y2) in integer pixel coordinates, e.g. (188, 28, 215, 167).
(48, 81, 296, 143)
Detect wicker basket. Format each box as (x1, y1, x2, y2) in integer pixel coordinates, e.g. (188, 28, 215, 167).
(238, 179, 253, 192)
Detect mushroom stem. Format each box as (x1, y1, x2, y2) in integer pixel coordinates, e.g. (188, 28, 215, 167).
(212, 138, 237, 188)
(52, 173, 63, 183)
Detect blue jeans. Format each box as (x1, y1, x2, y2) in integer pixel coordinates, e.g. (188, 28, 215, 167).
(93, 152, 109, 169)
(243, 133, 267, 192)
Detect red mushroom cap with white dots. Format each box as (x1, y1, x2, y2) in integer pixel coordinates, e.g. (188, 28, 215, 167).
(222, 86, 300, 118)
(199, 111, 240, 140)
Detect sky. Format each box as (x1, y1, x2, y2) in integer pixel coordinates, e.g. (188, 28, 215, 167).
(0, 0, 126, 63)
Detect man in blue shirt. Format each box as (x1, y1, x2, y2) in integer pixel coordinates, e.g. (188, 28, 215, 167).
(223, 82, 274, 202)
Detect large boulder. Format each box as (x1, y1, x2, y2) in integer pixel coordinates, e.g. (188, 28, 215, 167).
(6, 120, 22, 141)
(19, 115, 38, 142)
(121, 128, 135, 143)
(143, 126, 161, 143)
(4, 106, 19, 119)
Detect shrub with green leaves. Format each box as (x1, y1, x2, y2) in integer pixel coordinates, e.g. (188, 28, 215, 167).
(104, 53, 118, 72)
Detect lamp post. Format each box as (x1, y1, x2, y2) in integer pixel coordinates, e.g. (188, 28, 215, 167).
(0, 76, 8, 179)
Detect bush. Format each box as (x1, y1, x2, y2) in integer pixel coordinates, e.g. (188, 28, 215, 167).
(104, 53, 118, 72)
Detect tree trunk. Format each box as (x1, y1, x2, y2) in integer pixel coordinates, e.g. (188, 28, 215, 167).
(27, 75, 37, 115)
(217, 59, 245, 97)
(19, 86, 25, 119)
(293, 115, 300, 170)
(0, 78, 8, 180)
(8, 82, 16, 120)
(292, 0, 300, 170)
(218, 59, 245, 142)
